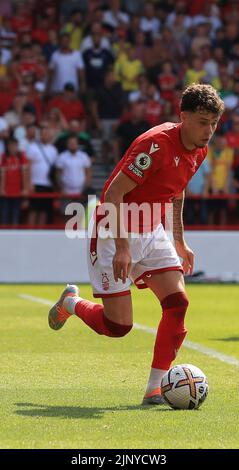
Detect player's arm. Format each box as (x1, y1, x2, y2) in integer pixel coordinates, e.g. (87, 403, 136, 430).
(173, 191, 194, 275)
(104, 171, 137, 283)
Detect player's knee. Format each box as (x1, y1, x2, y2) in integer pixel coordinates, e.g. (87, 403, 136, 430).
(103, 314, 133, 337)
(113, 323, 133, 337)
(177, 292, 189, 312)
(162, 291, 189, 313)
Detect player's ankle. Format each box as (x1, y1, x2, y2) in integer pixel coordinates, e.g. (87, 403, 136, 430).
(64, 296, 82, 314)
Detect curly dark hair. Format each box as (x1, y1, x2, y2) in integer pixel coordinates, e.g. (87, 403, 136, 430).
(180, 84, 224, 116)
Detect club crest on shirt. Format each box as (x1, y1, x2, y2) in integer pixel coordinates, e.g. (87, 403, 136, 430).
(134, 153, 152, 170)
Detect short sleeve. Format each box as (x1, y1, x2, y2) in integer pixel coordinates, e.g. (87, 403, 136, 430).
(26, 143, 38, 162)
(55, 154, 65, 169)
(121, 137, 164, 185)
(76, 51, 84, 70)
(49, 51, 57, 70)
(82, 152, 91, 168)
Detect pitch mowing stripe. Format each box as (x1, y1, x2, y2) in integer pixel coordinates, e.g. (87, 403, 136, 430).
(19, 293, 239, 368)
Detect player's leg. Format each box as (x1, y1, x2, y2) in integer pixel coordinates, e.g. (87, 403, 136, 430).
(48, 286, 133, 337)
(142, 270, 189, 404)
(67, 292, 133, 337)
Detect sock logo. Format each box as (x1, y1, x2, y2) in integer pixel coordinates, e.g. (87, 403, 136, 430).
(102, 273, 110, 291)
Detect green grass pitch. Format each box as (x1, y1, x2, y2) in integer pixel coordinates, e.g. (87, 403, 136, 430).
(0, 284, 239, 449)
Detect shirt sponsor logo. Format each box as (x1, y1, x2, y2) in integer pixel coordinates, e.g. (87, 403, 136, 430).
(128, 163, 143, 178)
(149, 142, 160, 154)
(134, 153, 152, 170)
(174, 156, 180, 167)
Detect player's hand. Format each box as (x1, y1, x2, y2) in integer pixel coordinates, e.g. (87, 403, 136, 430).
(175, 241, 194, 275)
(113, 246, 132, 283)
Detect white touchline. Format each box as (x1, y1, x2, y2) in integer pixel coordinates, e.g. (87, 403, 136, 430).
(19, 294, 239, 368)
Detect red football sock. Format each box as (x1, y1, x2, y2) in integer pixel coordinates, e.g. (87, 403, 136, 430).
(74, 299, 132, 337)
(152, 291, 189, 370)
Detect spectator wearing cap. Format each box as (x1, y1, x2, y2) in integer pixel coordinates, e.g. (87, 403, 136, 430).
(0, 137, 30, 225)
(47, 82, 85, 122)
(48, 33, 85, 94)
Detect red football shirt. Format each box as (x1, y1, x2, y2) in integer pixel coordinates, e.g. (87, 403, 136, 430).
(1, 153, 28, 197)
(100, 122, 207, 231)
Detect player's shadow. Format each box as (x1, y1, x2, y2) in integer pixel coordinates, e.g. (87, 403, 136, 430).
(14, 402, 173, 419)
(212, 336, 239, 342)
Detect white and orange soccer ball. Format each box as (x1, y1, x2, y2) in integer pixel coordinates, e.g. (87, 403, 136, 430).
(161, 364, 209, 410)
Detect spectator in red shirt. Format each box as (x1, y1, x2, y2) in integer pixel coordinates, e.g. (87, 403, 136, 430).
(145, 83, 163, 127)
(0, 137, 30, 224)
(31, 14, 50, 46)
(47, 82, 85, 122)
(10, 2, 33, 38)
(158, 61, 178, 102)
(12, 44, 46, 86)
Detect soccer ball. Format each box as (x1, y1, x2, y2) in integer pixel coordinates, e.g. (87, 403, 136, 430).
(161, 364, 208, 410)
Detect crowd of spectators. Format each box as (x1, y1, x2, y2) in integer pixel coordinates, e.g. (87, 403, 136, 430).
(1, 0, 239, 226)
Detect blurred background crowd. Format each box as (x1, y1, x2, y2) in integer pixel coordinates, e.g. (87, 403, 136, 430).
(1, 0, 239, 227)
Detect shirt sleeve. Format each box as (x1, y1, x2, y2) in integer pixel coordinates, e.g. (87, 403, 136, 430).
(76, 51, 85, 70)
(25, 143, 38, 162)
(55, 154, 64, 169)
(82, 152, 91, 168)
(49, 51, 57, 70)
(120, 137, 165, 185)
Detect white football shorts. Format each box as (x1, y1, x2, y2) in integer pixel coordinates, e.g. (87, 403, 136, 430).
(87, 220, 183, 298)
